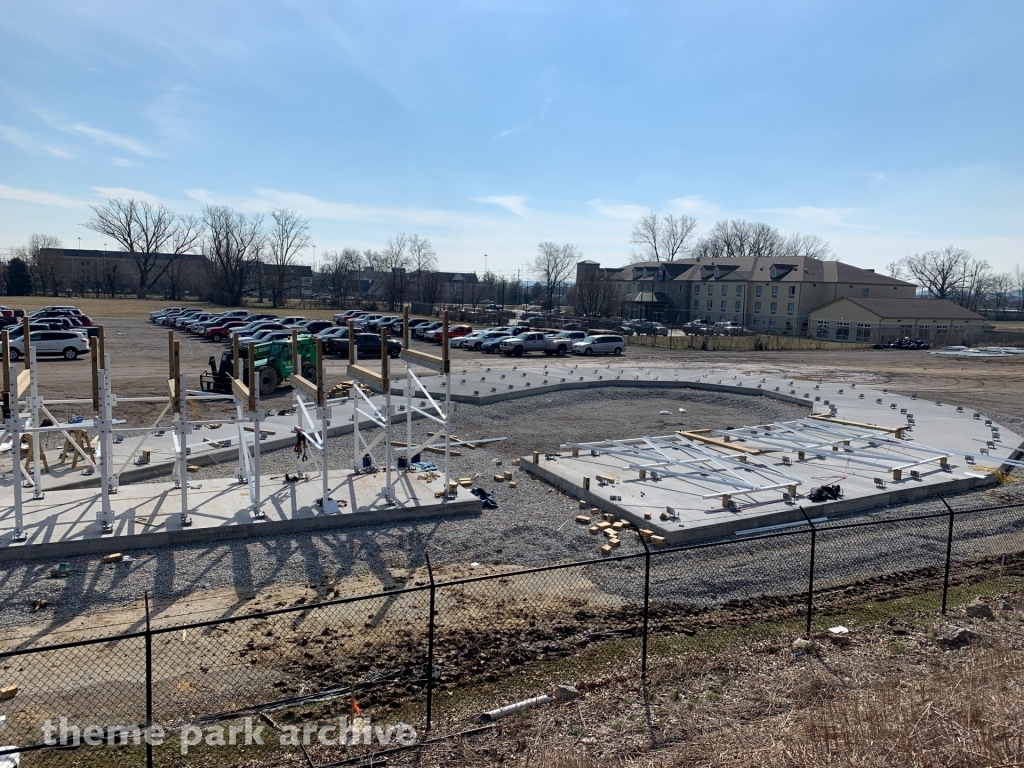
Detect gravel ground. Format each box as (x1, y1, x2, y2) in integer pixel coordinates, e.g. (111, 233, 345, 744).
(1, 386, 1022, 638)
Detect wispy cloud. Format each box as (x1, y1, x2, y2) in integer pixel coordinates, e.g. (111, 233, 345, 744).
(187, 187, 474, 228)
(0, 122, 74, 158)
(475, 195, 529, 218)
(666, 195, 719, 218)
(92, 186, 162, 205)
(0, 183, 88, 209)
(495, 98, 552, 139)
(588, 199, 649, 220)
(864, 171, 890, 183)
(751, 205, 857, 228)
(70, 123, 157, 157)
(112, 157, 142, 168)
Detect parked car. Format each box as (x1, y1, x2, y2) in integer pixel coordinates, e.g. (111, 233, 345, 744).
(480, 335, 512, 353)
(234, 321, 285, 337)
(572, 335, 625, 356)
(452, 331, 485, 348)
(413, 322, 441, 340)
(543, 330, 587, 356)
(326, 333, 403, 359)
(425, 324, 471, 343)
(465, 330, 512, 352)
(236, 327, 289, 346)
(293, 320, 333, 335)
(7, 330, 90, 361)
(204, 320, 247, 342)
(278, 316, 307, 326)
(333, 310, 366, 324)
(499, 331, 548, 357)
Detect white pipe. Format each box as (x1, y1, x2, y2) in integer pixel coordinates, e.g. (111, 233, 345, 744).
(477, 694, 554, 722)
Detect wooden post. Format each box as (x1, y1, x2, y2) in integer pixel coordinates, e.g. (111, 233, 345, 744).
(316, 337, 325, 406)
(91, 337, 100, 412)
(22, 317, 30, 371)
(247, 342, 256, 412)
(167, 329, 175, 379)
(232, 333, 240, 379)
(291, 328, 300, 375)
(380, 327, 389, 384)
(403, 304, 410, 349)
(98, 325, 106, 369)
(441, 309, 449, 373)
(1, 330, 9, 415)
(173, 341, 180, 392)
(347, 320, 356, 365)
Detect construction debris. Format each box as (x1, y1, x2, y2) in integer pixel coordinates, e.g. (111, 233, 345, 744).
(0, 685, 17, 700)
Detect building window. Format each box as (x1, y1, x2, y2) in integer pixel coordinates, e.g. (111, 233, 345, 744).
(900, 324, 913, 336)
(754, 301, 761, 312)
(770, 302, 777, 314)
(935, 324, 948, 335)
(693, 300, 700, 310)
(788, 285, 796, 297)
(768, 318, 776, 329)
(706, 300, 713, 310)
(721, 285, 728, 296)
(720, 300, 727, 310)
(771, 286, 779, 298)
(677, 284, 682, 292)
(856, 323, 871, 342)
(861, 288, 869, 297)
(735, 301, 741, 311)
(694, 285, 700, 296)
(835, 322, 850, 341)
(787, 302, 795, 314)
(918, 324, 930, 337)
(753, 317, 760, 327)
(816, 320, 830, 339)
(755, 285, 762, 297)
(626, 284, 631, 294)
(736, 285, 743, 296)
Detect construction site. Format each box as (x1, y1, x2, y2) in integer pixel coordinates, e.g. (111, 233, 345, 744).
(1, 308, 1023, 767)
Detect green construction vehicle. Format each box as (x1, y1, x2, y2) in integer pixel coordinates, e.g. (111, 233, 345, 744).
(200, 335, 319, 396)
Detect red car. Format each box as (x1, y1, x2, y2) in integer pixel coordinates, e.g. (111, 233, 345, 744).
(427, 324, 472, 343)
(204, 319, 246, 342)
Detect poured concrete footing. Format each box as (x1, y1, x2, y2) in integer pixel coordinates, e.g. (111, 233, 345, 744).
(0, 470, 480, 562)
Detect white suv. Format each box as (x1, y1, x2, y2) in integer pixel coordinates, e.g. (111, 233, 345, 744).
(571, 334, 625, 356)
(8, 330, 90, 361)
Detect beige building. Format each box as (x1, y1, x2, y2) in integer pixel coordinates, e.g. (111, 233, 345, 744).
(577, 256, 916, 335)
(806, 297, 987, 345)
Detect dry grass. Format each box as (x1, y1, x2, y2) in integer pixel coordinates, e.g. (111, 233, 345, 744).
(408, 587, 1024, 768)
(627, 334, 872, 352)
(4, 297, 355, 321)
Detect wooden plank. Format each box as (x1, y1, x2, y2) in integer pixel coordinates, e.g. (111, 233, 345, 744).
(347, 364, 388, 393)
(292, 373, 318, 398)
(809, 413, 906, 434)
(678, 430, 764, 455)
(16, 368, 30, 396)
(400, 347, 448, 373)
(243, 425, 277, 435)
(231, 377, 249, 405)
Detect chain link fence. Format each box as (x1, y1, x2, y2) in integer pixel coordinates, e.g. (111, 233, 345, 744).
(1, 498, 1021, 766)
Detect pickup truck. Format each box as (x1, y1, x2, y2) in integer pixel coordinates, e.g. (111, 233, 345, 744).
(499, 331, 548, 357)
(543, 330, 586, 356)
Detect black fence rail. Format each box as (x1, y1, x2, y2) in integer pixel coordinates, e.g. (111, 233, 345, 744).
(1, 498, 1023, 766)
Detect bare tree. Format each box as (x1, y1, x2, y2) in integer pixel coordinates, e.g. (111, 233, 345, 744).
(202, 205, 265, 306)
(532, 242, 581, 312)
(984, 272, 1014, 318)
(265, 208, 312, 308)
(900, 246, 970, 300)
(408, 234, 437, 301)
(420, 270, 445, 308)
(84, 198, 203, 298)
(322, 248, 364, 305)
(572, 272, 618, 317)
(956, 257, 992, 312)
(26, 234, 68, 296)
(363, 249, 385, 272)
(784, 233, 837, 260)
(629, 212, 698, 262)
(1014, 264, 1024, 313)
(379, 233, 412, 310)
(885, 260, 904, 280)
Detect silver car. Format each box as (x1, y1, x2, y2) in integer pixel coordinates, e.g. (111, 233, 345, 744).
(7, 330, 90, 361)
(571, 334, 625, 356)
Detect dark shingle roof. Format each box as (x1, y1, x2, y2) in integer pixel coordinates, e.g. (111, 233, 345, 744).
(819, 297, 984, 320)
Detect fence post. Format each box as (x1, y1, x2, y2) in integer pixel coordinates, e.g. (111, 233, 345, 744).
(640, 536, 651, 680)
(939, 495, 955, 615)
(425, 553, 436, 734)
(799, 507, 817, 638)
(144, 591, 153, 768)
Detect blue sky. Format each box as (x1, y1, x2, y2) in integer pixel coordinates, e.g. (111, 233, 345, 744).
(0, 1, 1021, 276)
